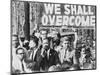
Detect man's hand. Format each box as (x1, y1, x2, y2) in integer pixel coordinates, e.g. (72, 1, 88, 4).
(41, 48, 47, 57)
(27, 62, 36, 69)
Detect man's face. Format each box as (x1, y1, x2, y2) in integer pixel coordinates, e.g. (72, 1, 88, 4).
(52, 31, 58, 38)
(12, 36, 18, 48)
(17, 49, 25, 60)
(29, 40, 36, 48)
(81, 48, 85, 54)
(40, 31, 47, 39)
(42, 39, 49, 50)
(62, 41, 70, 49)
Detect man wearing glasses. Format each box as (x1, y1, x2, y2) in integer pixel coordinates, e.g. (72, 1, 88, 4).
(12, 47, 30, 73)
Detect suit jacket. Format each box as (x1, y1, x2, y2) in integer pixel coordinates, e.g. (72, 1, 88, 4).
(34, 48, 60, 71)
(25, 48, 39, 72)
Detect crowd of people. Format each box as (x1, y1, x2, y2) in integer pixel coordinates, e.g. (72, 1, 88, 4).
(12, 29, 96, 74)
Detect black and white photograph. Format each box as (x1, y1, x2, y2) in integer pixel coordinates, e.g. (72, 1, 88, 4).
(11, 0, 96, 74)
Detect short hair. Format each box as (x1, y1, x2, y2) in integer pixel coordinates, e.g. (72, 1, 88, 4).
(20, 37, 25, 42)
(40, 29, 48, 34)
(16, 48, 25, 54)
(57, 33, 61, 38)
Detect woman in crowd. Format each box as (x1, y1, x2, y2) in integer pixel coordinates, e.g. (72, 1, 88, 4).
(58, 37, 79, 71)
(79, 44, 94, 69)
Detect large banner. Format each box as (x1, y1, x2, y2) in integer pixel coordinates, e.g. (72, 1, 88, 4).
(11, 0, 96, 74)
(29, 2, 95, 39)
(41, 4, 95, 26)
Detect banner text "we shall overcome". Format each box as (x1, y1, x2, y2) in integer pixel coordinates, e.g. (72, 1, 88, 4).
(41, 4, 95, 27)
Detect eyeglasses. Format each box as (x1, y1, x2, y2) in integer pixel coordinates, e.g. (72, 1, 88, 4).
(18, 53, 25, 55)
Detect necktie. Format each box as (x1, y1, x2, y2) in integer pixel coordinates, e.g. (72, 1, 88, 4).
(64, 49, 67, 59)
(21, 61, 25, 72)
(30, 51, 34, 61)
(47, 50, 49, 60)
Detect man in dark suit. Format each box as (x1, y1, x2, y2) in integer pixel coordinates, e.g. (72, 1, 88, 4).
(34, 38, 60, 72)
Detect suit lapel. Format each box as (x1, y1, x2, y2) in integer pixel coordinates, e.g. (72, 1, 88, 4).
(48, 49, 53, 61)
